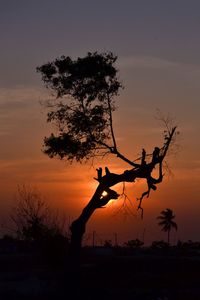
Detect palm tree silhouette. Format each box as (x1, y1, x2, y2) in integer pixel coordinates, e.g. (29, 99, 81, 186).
(157, 208, 178, 244)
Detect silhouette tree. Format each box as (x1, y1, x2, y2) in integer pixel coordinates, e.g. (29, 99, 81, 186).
(37, 51, 177, 256)
(157, 208, 178, 244)
(11, 185, 67, 241)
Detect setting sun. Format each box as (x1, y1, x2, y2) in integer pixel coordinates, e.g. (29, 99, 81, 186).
(101, 191, 108, 197)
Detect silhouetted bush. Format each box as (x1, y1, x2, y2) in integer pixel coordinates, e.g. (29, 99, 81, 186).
(151, 240, 169, 249)
(124, 238, 144, 249)
(103, 239, 112, 248)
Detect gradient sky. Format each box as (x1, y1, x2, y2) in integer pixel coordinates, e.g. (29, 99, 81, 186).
(0, 0, 200, 244)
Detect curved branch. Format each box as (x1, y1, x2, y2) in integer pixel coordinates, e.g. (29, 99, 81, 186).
(160, 126, 177, 160)
(107, 95, 117, 150)
(70, 126, 177, 252)
(97, 140, 141, 168)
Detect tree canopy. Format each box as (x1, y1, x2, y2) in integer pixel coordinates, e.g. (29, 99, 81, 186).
(37, 52, 122, 162)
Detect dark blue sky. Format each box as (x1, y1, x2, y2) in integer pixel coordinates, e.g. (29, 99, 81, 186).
(1, 0, 200, 86)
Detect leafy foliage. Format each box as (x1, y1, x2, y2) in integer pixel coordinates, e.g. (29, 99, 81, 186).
(157, 208, 177, 243)
(11, 185, 68, 241)
(157, 208, 178, 232)
(124, 239, 144, 249)
(151, 240, 169, 249)
(37, 52, 122, 161)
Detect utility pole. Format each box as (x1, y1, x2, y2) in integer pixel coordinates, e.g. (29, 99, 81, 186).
(114, 232, 118, 246)
(67, 215, 71, 236)
(92, 230, 96, 247)
(142, 228, 146, 244)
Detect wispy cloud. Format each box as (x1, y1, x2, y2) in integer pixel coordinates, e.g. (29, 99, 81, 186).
(0, 157, 87, 184)
(0, 86, 48, 138)
(118, 54, 200, 80)
(0, 86, 45, 113)
(118, 55, 178, 70)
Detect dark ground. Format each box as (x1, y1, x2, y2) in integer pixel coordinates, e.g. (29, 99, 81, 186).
(0, 248, 200, 300)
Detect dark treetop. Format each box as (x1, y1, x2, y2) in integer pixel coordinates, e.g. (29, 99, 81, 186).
(37, 52, 122, 162)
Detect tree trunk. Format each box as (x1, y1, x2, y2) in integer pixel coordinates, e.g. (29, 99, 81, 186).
(66, 185, 104, 297)
(70, 185, 104, 256)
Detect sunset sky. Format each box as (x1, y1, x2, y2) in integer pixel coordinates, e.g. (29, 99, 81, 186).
(0, 1, 200, 245)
